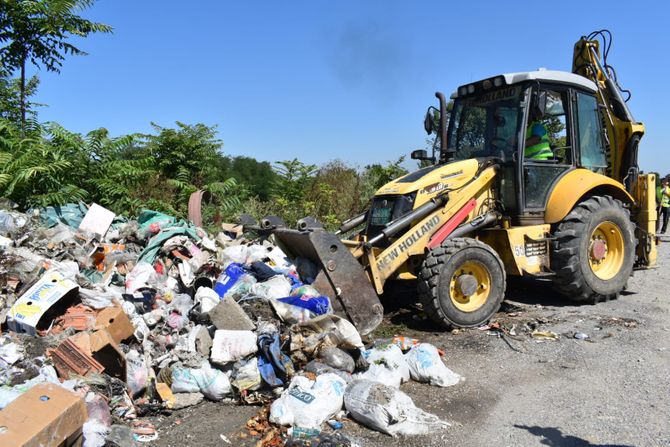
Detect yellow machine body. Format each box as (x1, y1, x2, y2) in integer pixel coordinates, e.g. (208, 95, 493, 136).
(270, 31, 654, 334)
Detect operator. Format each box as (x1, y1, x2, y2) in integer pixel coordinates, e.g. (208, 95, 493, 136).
(524, 115, 553, 160)
(658, 179, 670, 234)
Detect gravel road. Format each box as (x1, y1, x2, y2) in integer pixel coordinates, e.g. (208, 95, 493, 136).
(152, 242, 670, 447)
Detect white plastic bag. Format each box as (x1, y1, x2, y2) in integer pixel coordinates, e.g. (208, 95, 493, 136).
(221, 244, 268, 265)
(126, 349, 149, 398)
(195, 287, 220, 313)
(210, 330, 258, 365)
(79, 287, 121, 309)
(266, 245, 293, 269)
(270, 299, 316, 324)
(269, 373, 346, 428)
(125, 261, 158, 294)
(221, 245, 249, 265)
(82, 392, 111, 447)
(171, 361, 232, 401)
(405, 343, 462, 387)
(358, 344, 409, 388)
(344, 379, 450, 436)
(251, 275, 292, 299)
(356, 363, 403, 388)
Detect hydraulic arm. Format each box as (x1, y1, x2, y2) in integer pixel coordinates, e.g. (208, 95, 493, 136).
(572, 30, 645, 186)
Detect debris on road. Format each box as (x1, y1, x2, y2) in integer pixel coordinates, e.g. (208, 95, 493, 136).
(530, 330, 560, 341)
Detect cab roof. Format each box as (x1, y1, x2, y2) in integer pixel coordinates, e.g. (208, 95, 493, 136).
(451, 70, 597, 98)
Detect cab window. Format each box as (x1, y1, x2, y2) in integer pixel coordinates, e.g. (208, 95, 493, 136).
(575, 92, 607, 172)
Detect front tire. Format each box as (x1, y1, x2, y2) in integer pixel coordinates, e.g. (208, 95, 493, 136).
(551, 195, 635, 303)
(418, 238, 506, 328)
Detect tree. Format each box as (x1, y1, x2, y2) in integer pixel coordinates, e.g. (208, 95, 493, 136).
(225, 156, 276, 201)
(141, 122, 223, 188)
(0, 68, 40, 124)
(0, 0, 112, 128)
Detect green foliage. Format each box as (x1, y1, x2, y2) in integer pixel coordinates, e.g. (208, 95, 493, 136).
(0, 118, 243, 219)
(0, 119, 87, 207)
(223, 156, 276, 201)
(142, 122, 222, 187)
(268, 159, 317, 226)
(0, 0, 112, 126)
(359, 156, 408, 204)
(0, 71, 40, 124)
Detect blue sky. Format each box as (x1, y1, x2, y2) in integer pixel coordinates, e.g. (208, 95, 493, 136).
(32, 0, 670, 174)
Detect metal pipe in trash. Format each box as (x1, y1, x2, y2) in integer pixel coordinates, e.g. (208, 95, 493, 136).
(335, 211, 367, 235)
(447, 212, 499, 239)
(367, 194, 448, 246)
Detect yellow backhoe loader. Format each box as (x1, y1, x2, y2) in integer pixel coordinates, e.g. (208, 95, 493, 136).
(259, 30, 657, 336)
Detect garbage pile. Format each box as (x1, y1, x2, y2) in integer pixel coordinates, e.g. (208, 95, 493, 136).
(0, 202, 462, 446)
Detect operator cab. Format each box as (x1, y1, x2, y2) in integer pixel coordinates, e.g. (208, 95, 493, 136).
(418, 70, 608, 225)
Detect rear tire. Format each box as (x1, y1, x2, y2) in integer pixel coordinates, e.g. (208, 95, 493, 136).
(551, 195, 634, 303)
(418, 238, 506, 328)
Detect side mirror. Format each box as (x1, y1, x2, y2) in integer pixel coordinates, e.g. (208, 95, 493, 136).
(424, 111, 434, 134)
(411, 149, 429, 160)
(424, 107, 440, 135)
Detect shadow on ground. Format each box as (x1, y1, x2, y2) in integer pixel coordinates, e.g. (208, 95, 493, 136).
(514, 425, 635, 447)
(379, 276, 590, 322)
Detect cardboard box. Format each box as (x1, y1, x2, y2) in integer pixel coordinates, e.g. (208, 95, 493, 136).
(0, 383, 88, 447)
(95, 306, 134, 344)
(69, 330, 126, 380)
(6, 271, 79, 336)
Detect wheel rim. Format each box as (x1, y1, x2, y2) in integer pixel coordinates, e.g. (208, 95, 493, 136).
(589, 221, 625, 280)
(449, 260, 491, 312)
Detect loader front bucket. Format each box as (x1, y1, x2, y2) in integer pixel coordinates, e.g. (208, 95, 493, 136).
(271, 227, 383, 335)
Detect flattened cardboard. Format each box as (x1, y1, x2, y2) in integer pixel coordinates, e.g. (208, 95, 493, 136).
(0, 383, 88, 447)
(156, 382, 175, 408)
(78, 203, 115, 238)
(95, 306, 134, 344)
(7, 271, 78, 336)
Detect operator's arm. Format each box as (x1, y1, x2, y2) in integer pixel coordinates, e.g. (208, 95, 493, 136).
(525, 123, 547, 147)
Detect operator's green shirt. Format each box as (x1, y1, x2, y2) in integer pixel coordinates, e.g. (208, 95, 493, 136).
(661, 186, 670, 208)
(525, 121, 553, 160)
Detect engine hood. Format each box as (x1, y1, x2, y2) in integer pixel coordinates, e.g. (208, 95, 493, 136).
(375, 159, 481, 207)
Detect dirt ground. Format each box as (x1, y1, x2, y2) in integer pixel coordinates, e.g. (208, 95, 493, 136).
(150, 242, 670, 447)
